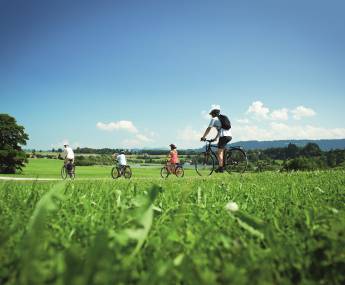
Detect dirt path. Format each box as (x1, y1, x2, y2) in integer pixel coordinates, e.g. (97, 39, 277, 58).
(0, 176, 60, 181)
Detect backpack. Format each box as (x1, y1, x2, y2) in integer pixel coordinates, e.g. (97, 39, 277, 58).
(218, 114, 231, 130)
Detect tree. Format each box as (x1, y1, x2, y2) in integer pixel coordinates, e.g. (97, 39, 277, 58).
(301, 143, 322, 157)
(286, 143, 299, 159)
(0, 114, 29, 173)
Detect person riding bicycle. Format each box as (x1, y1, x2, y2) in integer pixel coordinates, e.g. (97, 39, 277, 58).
(167, 144, 180, 173)
(113, 151, 127, 174)
(200, 105, 232, 173)
(62, 143, 74, 165)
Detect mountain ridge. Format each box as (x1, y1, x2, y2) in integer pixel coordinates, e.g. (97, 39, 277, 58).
(229, 139, 345, 151)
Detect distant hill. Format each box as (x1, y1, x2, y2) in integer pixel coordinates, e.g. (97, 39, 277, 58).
(230, 139, 345, 151)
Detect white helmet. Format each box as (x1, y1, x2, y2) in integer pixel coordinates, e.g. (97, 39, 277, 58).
(209, 104, 221, 115)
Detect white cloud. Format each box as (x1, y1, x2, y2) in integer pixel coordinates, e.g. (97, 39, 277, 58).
(246, 101, 315, 122)
(233, 125, 274, 141)
(236, 118, 250, 124)
(121, 139, 141, 148)
(247, 101, 270, 119)
(232, 122, 345, 141)
(96, 120, 138, 133)
(270, 108, 289, 121)
(120, 132, 155, 148)
(177, 126, 202, 142)
(291, 106, 316, 120)
(135, 134, 153, 142)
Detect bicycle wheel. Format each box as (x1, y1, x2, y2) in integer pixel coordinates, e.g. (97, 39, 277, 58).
(61, 165, 67, 180)
(124, 166, 132, 179)
(111, 167, 120, 179)
(175, 166, 184, 177)
(225, 148, 248, 174)
(194, 152, 215, 176)
(160, 167, 170, 178)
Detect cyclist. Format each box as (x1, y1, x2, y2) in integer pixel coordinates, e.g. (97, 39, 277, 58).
(167, 144, 180, 173)
(200, 105, 232, 173)
(63, 143, 75, 172)
(113, 151, 127, 174)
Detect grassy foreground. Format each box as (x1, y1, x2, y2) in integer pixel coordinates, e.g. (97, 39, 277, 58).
(0, 171, 344, 284)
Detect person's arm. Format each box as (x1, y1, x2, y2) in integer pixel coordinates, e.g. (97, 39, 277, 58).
(201, 127, 212, 140)
(201, 119, 215, 140)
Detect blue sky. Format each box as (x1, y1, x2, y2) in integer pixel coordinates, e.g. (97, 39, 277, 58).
(1, 0, 345, 149)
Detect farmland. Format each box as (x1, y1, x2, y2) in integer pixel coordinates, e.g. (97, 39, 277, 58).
(1, 169, 344, 284)
(0, 158, 192, 179)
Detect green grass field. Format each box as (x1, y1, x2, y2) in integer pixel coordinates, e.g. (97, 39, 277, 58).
(0, 159, 201, 179)
(1, 161, 344, 284)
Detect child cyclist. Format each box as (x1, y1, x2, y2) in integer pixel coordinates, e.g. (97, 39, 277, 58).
(167, 144, 180, 173)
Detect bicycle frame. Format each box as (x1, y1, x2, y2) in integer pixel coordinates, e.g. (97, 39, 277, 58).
(165, 163, 181, 174)
(196, 140, 248, 175)
(203, 140, 221, 165)
(203, 141, 244, 166)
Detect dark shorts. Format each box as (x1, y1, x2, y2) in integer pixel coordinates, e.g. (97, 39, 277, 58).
(218, 136, 232, 149)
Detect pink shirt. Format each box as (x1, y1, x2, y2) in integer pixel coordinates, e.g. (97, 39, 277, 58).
(169, 150, 179, 164)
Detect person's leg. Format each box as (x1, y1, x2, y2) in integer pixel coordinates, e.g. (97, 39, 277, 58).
(121, 165, 126, 175)
(167, 162, 172, 173)
(217, 148, 224, 167)
(216, 136, 232, 172)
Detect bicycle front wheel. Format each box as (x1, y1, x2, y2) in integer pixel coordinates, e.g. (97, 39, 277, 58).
(61, 166, 67, 180)
(225, 148, 248, 174)
(194, 152, 215, 176)
(111, 167, 120, 179)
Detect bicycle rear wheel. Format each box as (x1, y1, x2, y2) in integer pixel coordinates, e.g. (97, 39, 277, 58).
(124, 166, 132, 179)
(61, 166, 67, 180)
(194, 152, 215, 176)
(175, 166, 184, 177)
(225, 148, 248, 174)
(111, 167, 120, 179)
(160, 167, 170, 178)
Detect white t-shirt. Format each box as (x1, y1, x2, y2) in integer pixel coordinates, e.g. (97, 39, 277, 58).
(209, 117, 232, 138)
(63, 146, 75, 159)
(117, 154, 127, 166)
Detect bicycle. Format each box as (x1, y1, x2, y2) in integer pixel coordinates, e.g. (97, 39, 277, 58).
(160, 163, 184, 178)
(111, 164, 132, 179)
(194, 139, 248, 176)
(61, 160, 75, 180)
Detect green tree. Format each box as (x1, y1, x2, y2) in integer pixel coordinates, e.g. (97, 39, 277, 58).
(286, 143, 299, 159)
(0, 114, 29, 173)
(326, 151, 337, 167)
(301, 143, 322, 157)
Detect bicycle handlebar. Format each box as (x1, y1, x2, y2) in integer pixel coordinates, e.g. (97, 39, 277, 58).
(201, 138, 216, 143)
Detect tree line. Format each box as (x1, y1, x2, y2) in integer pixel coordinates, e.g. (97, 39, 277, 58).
(246, 143, 345, 171)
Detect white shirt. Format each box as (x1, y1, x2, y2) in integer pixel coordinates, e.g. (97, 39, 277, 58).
(63, 146, 75, 160)
(117, 154, 127, 166)
(209, 117, 232, 138)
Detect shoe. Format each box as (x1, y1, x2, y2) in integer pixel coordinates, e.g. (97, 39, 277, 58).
(215, 167, 224, 173)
